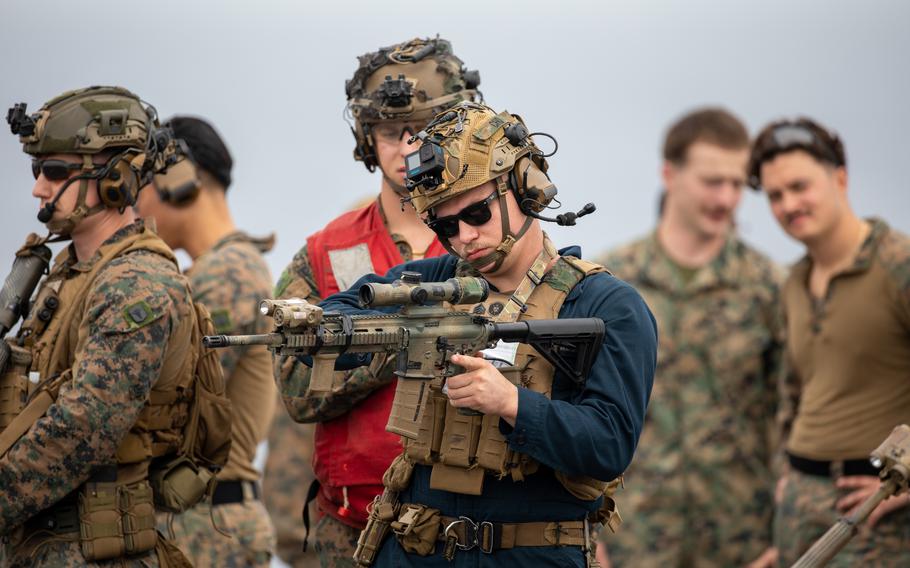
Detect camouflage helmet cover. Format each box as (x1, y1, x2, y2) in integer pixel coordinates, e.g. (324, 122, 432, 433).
(6, 86, 189, 235)
(11, 86, 157, 156)
(406, 102, 552, 216)
(346, 36, 481, 170)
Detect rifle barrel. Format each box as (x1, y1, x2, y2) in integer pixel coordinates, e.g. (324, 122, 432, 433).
(203, 333, 284, 348)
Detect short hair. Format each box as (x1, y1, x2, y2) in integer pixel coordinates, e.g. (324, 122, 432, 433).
(166, 116, 233, 190)
(663, 107, 749, 165)
(748, 117, 846, 188)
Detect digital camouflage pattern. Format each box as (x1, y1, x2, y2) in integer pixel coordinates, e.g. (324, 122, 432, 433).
(186, 232, 275, 381)
(264, 237, 409, 567)
(160, 231, 277, 566)
(311, 514, 361, 568)
(160, 500, 275, 568)
(0, 221, 193, 566)
(273, 242, 402, 422)
(598, 232, 783, 568)
(263, 242, 320, 567)
(775, 469, 910, 567)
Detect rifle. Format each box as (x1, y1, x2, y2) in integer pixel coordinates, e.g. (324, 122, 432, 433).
(204, 271, 605, 439)
(0, 236, 52, 371)
(791, 424, 910, 568)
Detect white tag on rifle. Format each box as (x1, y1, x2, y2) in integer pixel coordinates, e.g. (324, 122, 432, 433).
(481, 340, 518, 367)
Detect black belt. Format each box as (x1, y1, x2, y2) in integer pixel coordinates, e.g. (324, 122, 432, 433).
(212, 480, 260, 505)
(788, 452, 880, 478)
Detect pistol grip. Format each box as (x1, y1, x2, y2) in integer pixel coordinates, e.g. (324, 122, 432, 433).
(308, 353, 339, 393)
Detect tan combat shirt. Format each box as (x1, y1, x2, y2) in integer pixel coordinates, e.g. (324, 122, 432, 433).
(188, 232, 276, 482)
(784, 218, 910, 460)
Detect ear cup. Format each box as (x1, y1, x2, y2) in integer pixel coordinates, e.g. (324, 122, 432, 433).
(98, 157, 140, 209)
(510, 156, 557, 213)
(153, 158, 200, 206)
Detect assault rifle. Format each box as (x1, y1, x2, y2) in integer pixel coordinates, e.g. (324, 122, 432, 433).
(0, 236, 51, 371)
(204, 272, 605, 439)
(791, 424, 910, 568)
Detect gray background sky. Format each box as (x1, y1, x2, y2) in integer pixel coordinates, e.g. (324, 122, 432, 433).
(1, 0, 908, 281)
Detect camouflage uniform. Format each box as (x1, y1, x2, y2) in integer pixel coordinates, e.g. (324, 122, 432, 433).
(599, 232, 783, 568)
(266, 227, 418, 568)
(0, 221, 194, 567)
(158, 232, 277, 567)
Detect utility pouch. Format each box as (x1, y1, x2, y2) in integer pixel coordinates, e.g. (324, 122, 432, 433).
(148, 455, 214, 513)
(383, 453, 415, 491)
(120, 480, 157, 554)
(77, 478, 156, 561)
(391, 503, 441, 556)
(78, 481, 124, 561)
(556, 471, 609, 502)
(0, 344, 30, 430)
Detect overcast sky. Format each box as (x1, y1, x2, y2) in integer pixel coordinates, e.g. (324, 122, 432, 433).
(1, 0, 908, 282)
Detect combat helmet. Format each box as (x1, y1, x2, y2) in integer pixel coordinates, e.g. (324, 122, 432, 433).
(7, 86, 187, 235)
(403, 102, 589, 271)
(346, 36, 481, 173)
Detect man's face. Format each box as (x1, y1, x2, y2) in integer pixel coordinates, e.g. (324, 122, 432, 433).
(663, 142, 748, 240)
(760, 150, 847, 245)
(135, 184, 180, 248)
(30, 153, 101, 230)
(372, 120, 424, 189)
(432, 180, 526, 274)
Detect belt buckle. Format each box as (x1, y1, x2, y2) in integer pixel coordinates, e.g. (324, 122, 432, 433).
(479, 521, 494, 554)
(444, 516, 479, 551)
(443, 516, 494, 554)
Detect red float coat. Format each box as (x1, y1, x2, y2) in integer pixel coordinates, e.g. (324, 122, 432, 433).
(306, 201, 447, 527)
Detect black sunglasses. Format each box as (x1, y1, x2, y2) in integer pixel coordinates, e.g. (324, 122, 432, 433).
(31, 158, 85, 181)
(427, 189, 498, 239)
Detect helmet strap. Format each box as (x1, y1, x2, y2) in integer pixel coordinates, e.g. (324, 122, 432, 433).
(465, 177, 533, 271)
(45, 154, 107, 236)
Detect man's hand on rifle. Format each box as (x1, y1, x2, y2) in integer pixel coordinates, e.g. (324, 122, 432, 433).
(836, 475, 910, 527)
(446, 353, 519, 425)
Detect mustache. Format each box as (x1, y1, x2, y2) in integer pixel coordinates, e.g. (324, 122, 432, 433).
(785, 210, 810, 224)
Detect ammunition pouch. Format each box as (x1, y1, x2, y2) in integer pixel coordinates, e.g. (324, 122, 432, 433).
(77, 478, 157, 561)
(148, 455, 215, 513)
(0, 343, 31, 430)
(391, 504, 441, 556)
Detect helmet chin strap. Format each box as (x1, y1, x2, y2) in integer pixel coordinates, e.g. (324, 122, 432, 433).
(460, 178, 533, 272)
(379, 165, 410, 198)
(43, 155, 107, 237)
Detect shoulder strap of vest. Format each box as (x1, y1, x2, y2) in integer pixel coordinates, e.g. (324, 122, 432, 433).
(42, 226, 177, 398)
(526, 256, 609, 322)
(562, 255, 611, 277)
(0, 371, 69, 457)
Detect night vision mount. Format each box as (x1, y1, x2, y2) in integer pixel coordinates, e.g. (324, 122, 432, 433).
(376, 74, 413, 108)
(7, 103, 36, 137)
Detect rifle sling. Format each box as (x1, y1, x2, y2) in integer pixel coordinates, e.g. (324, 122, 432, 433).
(0, 389, 55, 457)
